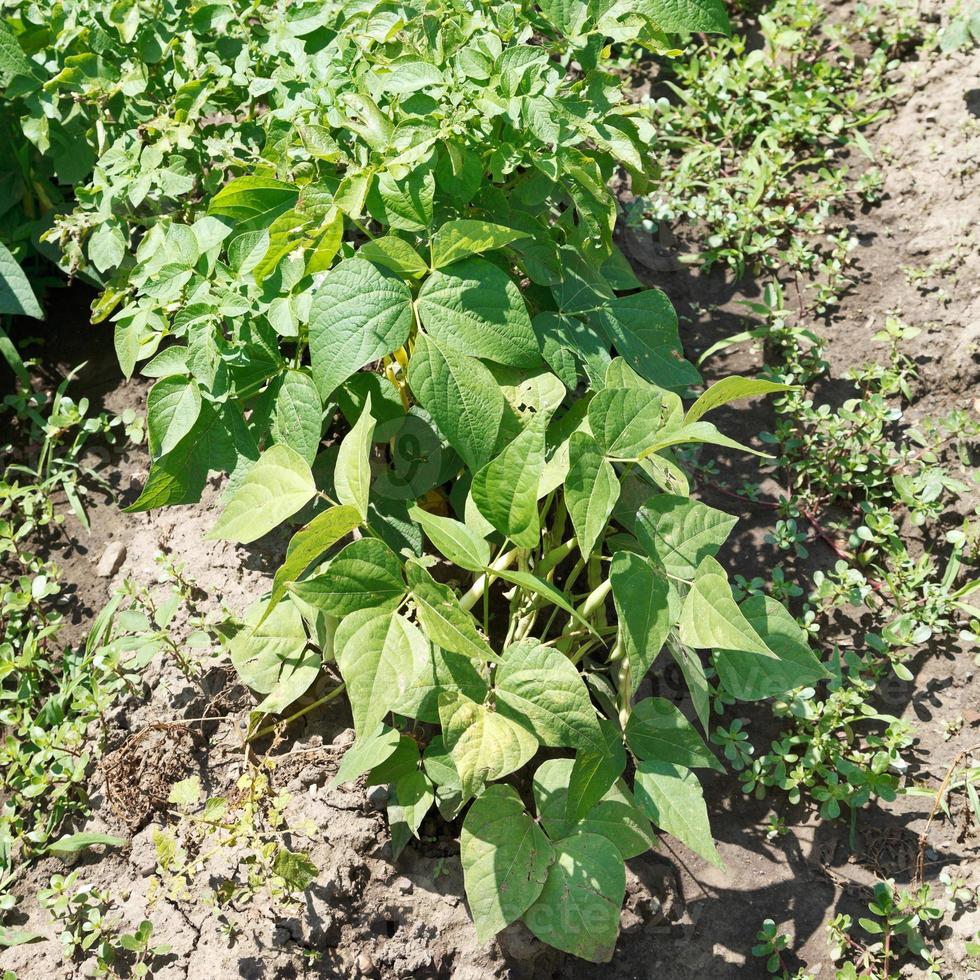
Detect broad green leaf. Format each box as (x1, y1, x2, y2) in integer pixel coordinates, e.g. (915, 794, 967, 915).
(495, 640, 603, 752)
(439, 692, 537, 798)
(358, 236, 428, 279)
(422, 734, 466, 819)
(393, 645, 489, 723)
(378, 58, 446, 94)
(369, 166, 435, 232)
(369, 496, 424, 557)
(610, 552, 677, 685)
(532, 310, 611, 386)
(640, 420, 770, 459)
(0, 927, 45, 948)
(47, 832, 126, 857)
(305, 208, 344, 275)
(643, 0, 730, 34)
(271, 369, 322, 465)
(408, 505, 490, 571)
(523, 833, 625, 963)
(471, 412, 546, 548)
(290, 537, 405, 617)
(567, 717, 628, 824)
(209, 444, 315, 543)
(532, 317, 581, 389)
(334, 169, 373, 216)
(0, 323, 29, 386)
(209, 175, 298, 224)
(89, 223, 127, 273)
(329, 724, 401, 787)
(587, 386, 679, 459)
(253, 208, 304, 281)
(605, 357, 655, 389)
(407, 564, 498, 662)
(679, 557, 775, 658)
(265, 505, 361, 619)
(489, 362, 568, 417)
(638, 452, 690, 497)
(533, 759, 655, 859)
(408, 331, 505, 471)
(127, 402, 258, 512)
(600, 246, 643, 291)
(538, 0, 591, 36)
(592, 290, 700, 391)
(465, 489, 497, 538)
(0, 20, 34, 87)
(334, 394, 376, 519)
(228, 229, 269, 274)
(634, 761, 723, 868)
(0, 241, 43, 318)
(669, 639, 712, 735)
(538, 396, 591, 496)
(309, 258, 413, 399)
(716, 596, 830, 700)
(289, 593, 333, 656)
(388, 769, 435, 855)
(114, 317, 141, 380)
(430, 220, 527, 269)
(565, 432, 620, 558)
(460, 785, 554, 942)
(684, 376, 797, 424)
(229, 599, 308, 694)
(625, 698, 722, 770)
(146, 375, 202, 458)
(272, 848, 318, 891)
(416, 258, 540, 367)
(632, 494, 738, 580)
(335, 609, 428, 739)
(252, 646, 321, 715)
(367, 735, 420, 786)
(338, 373, 405, 428)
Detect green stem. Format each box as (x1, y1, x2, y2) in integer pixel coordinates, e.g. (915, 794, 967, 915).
(248, 682, 346, 741)
(350, 216, 376, 241)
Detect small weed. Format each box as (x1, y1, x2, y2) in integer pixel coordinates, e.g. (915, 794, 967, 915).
(0, 368, 168, 921)
(753, 917, 792, 974)
(939, 5, 980, 52)
(38, 871, 171, 977)
(700, 289, 978, 829)
(631, 0, 925, 311)
(150, 764, 316, 913)
(757, 878, 975, 979)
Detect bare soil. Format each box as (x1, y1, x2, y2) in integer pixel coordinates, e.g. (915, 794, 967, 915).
(2, 15, 979, 980)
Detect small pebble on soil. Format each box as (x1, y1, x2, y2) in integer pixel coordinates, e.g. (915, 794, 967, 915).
(96, 540, 127, 576)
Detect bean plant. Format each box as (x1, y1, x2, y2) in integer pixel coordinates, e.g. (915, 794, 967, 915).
(2, 0, 830, 962)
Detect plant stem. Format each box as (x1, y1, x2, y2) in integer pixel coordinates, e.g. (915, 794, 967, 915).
(248, 683, 347, 741)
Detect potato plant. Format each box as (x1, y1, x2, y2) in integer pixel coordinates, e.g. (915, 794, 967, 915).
(5, 0, 830, 963)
